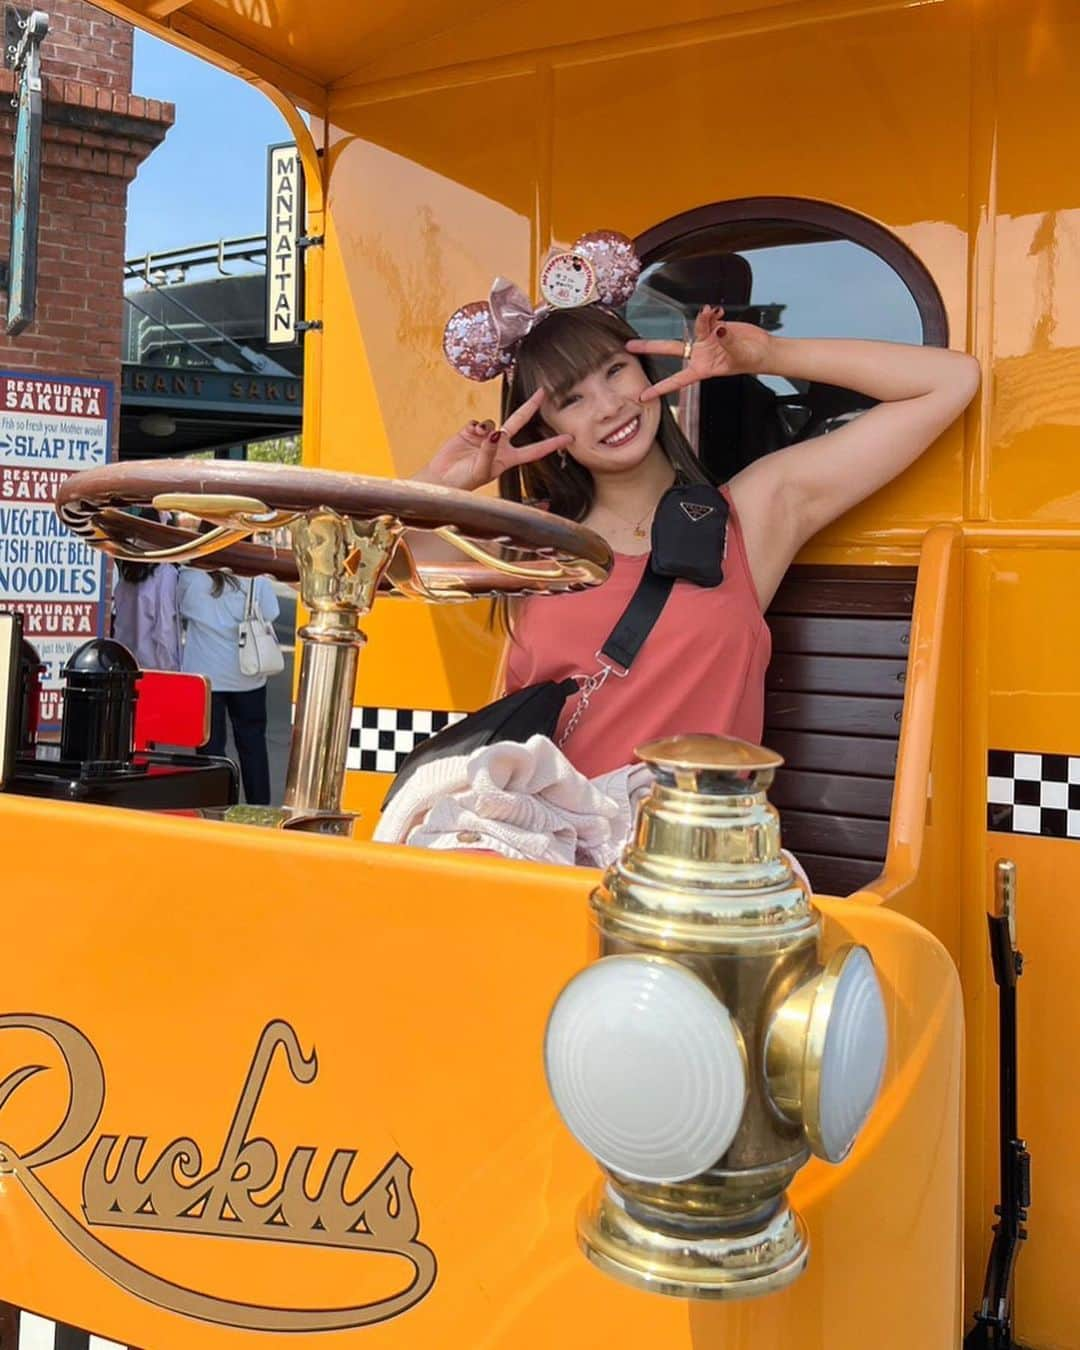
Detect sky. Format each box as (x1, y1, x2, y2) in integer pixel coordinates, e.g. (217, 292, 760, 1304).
(125, 31, 292, 261)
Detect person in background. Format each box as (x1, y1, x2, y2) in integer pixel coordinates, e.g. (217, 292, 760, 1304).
(177, 566, 280, 805)
(111, 509, 181, 671)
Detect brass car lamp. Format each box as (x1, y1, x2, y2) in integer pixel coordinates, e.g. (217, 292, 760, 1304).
(543, 734, 888, 1300)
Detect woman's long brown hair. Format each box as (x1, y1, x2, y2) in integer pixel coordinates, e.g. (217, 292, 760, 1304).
(492, 306, 713, 633)
(195, 520, 242, 597)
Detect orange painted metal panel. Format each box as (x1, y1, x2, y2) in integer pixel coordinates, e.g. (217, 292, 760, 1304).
(10, 0, 1080, 1344)
(89, 0, 823, 94)
(0, 794, 960, 1348)
(973, 546, 1080, 1346)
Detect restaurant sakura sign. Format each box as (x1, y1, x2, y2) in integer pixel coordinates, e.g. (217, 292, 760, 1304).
(0, 371, 112, 725)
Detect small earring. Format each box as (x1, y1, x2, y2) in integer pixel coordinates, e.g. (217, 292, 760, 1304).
(558, 449, 568, 468)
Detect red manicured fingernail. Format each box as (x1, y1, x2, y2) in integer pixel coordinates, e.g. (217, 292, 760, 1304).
(489, 431, 501, 443)
(716, 326, 727, 337)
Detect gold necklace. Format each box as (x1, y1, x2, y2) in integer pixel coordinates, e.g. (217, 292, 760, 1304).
(598, 500, 656, 539)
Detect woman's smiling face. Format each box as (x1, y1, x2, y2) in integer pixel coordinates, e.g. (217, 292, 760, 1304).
(540, 349, 662, 476)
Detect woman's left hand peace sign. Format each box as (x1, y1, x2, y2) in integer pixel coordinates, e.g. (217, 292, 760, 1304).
(626, 305, 774, 402)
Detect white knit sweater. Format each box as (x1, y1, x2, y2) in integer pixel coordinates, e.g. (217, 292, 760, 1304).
(373, 735, 652, 868)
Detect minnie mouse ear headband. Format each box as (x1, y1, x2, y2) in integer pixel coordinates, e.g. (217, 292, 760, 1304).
(442, 229, 641, 383)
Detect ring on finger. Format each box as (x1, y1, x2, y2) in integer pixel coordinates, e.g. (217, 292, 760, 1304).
(682, 338, 694, 362)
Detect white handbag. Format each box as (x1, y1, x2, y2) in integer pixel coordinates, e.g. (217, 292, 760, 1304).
(238, 578, 285, 678)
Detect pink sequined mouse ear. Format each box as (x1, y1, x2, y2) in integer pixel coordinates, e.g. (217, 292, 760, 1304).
(442, 301, 512, 382)
(573, 229, 641, 307)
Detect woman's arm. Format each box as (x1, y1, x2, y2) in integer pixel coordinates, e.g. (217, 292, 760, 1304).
(630, 312, 980, 606)
(175, 567, 194, 616)
(156, 563, 182, 671)
(256, 575, 281, 624)
(730, 336, 979, 603)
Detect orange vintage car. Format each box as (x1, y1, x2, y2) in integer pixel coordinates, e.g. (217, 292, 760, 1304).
(0, 2, 1072, 1348)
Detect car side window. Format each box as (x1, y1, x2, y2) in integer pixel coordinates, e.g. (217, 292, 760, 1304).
(627, 200, 947, 482)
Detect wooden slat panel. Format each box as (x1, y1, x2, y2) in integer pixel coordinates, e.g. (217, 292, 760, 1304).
(775, 565, 918, 584)
(765, 691, 904, 737)
(769, 615, 911, 658)
(777, 810, 889, 859)
(770, 769, 894, 819)
(795, 852, 884, 897)
(761, 566, 911, 893)
(766, 654, 907, 697)
(766, 731, 899, 777)
(769, 577, 917, 617)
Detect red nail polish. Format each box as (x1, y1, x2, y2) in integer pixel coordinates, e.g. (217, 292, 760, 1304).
(489, 431, 501, 443)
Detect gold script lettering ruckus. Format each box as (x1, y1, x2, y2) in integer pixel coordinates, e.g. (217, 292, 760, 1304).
(0, 1015, 436, 1331)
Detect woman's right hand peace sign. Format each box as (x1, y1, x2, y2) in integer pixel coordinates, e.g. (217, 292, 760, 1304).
(627, 305, 774, 402)
(413, 389, 573, 493)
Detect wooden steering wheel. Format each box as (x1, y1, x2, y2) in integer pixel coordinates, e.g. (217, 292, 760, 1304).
(56, 460, 613, 600)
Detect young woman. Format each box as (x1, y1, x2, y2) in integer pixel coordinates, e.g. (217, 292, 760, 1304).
(416, 302, 979, 779)
(111, 510, 182, 672)
(177, 566, 281, 805)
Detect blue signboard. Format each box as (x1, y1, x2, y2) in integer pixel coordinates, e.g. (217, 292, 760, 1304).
(0, 370, 114, 725)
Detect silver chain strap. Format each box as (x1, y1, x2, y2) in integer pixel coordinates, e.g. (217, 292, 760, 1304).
(557, 668, 609, 749)
(557, 653, 630, 749)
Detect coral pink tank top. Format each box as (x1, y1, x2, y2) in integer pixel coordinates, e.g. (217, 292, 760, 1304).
(504, 490, 772, 778)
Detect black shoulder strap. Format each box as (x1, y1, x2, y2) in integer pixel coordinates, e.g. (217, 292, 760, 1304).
(596, 479, 730, 671)
(599, 564, 675, 672)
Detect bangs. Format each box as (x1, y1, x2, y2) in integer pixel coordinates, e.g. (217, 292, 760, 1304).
(514, 308, 631, 399)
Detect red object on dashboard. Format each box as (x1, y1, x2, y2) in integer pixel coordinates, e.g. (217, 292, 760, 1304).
(134, 670, 211, 751)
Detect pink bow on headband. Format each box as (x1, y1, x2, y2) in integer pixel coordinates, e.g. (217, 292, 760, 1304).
(442, 229, 641, 383)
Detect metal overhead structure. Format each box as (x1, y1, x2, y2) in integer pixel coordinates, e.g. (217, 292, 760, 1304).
(120, 234, 303, 459)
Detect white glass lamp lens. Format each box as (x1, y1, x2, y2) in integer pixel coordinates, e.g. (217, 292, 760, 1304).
(818, 946, 888, 1163)
(544, 955, 746, 1183)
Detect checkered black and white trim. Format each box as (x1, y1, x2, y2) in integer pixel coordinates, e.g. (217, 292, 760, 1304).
(987, 750, 1080, 839)
(1, 1303, 129, 1350)
(347, 706, 467, 775)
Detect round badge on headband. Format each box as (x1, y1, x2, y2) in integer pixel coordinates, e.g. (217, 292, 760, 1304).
(540, 252, 597, 308)
(442, 228, 642, 383)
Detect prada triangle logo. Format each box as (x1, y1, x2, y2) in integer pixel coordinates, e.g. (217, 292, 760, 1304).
(679, 501, 715, 523)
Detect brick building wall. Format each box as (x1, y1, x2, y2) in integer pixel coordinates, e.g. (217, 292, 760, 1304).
(33, 2, 133, 89)
(0, 1, 173, 385)
(0, 2, 173, 714)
